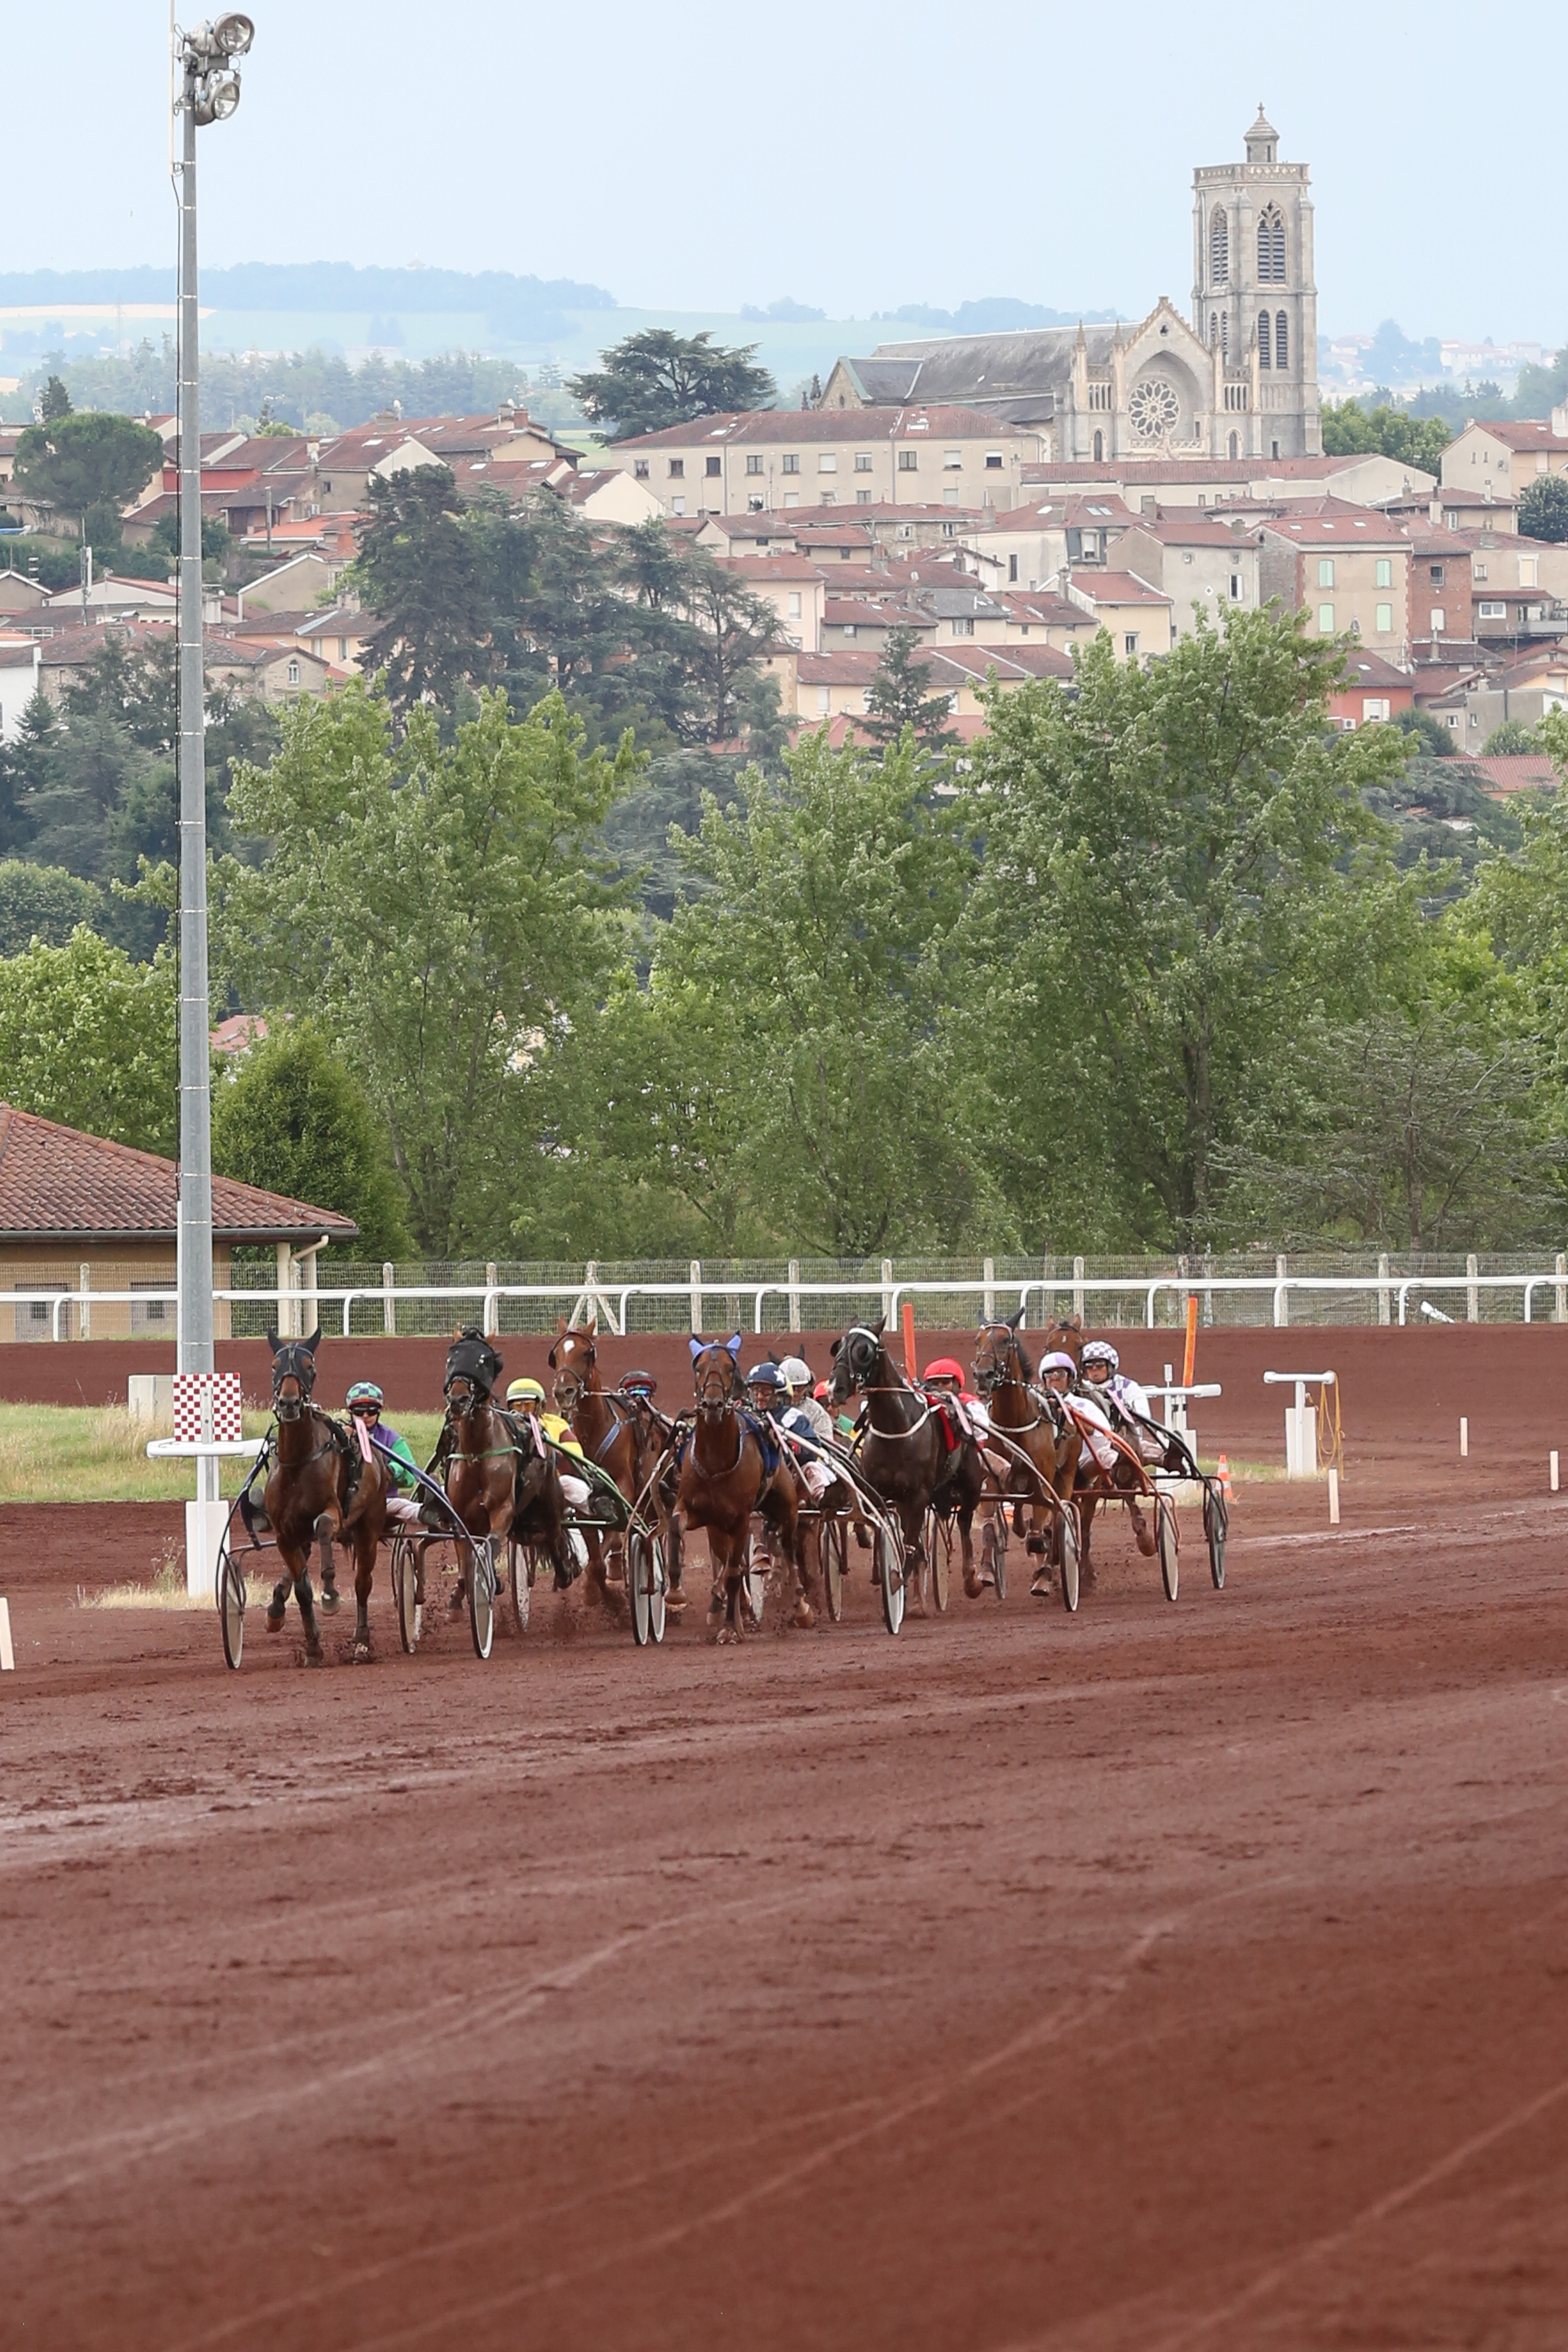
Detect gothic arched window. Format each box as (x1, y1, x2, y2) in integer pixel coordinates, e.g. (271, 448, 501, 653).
(1210, 210, 1229, 287)
(1258, 311, 1272, 369)
(1093, 428, 1103, 463)
(1258, 205, 1285, 283)
(1210, 311, 1219, 350)
(1221, 310, 1229, 362)
(1276, 310, 1289, 371)
(1229, 431, 1239, 461)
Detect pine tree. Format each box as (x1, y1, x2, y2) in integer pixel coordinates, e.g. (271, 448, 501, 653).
(864, 626, 956, 753)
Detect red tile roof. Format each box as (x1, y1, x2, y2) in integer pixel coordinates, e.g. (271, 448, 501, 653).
(1469, 421, 1568, 453)
(0, 1104, 357, 1245)
(1468, 753, 1559, 794)
(1066, 570, 1172, 608)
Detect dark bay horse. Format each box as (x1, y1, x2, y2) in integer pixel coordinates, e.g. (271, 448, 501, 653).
(549, 1315, 681, 1611)
(673, 1336, 808, 1639)
(828, 1320, 985, 1604)
(263, 1329, 388, 1662)
(971, 1314, 1082, 1593)
(435, 1332, 575, 1610)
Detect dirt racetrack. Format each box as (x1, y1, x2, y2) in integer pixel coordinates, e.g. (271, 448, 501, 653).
(4, 1327, 1568, 2350)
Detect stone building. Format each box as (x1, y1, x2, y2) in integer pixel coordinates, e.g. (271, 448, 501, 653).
(822, 108, 1321, 467)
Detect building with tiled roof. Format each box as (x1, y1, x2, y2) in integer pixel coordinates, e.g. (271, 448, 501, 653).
(0, 1103, 355, 1343)
(602, 405, 1038, 521)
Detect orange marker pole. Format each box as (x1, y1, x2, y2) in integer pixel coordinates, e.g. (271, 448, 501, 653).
(1182, 1292, 1198, 1391)
(902, 1299, 918, 1383)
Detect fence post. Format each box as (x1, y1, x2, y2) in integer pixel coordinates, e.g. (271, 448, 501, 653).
(1072, 1255, 1085, 1322)
(485, 1263, 498, 1337)
(881, 1258, 895, 1325)
(689, 1259, 703, 1336)
(1274, 1254, 1288, 1328)
(275, 1241, 294, 1339)
(787, 1257, 800, 1333)
(1556, 1251, 1566, 1325)
(1377, 1251, 1390, 1327)
(1467, 1252, 1479, 1324)
(78, 1261, 90, 1342)
(383, 1261, 395, 1336)
(1203, 1249, 1214, 1327)
(983, 1256, 995, 1320)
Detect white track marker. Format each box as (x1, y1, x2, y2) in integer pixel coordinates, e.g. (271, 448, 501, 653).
(0, 1598, 12, 1671)
(1460, 1416, 1469, 1458)
(1553, 1452, 1561, 1495)
(1328, 1468, 1341, 1527)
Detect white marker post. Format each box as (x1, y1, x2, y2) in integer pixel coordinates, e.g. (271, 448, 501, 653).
(0, 1596, 13, 1670)
(1460, 1416, 1469, 1458)
(1263, 1369, 1336, 1479)
(1328, 1467, 1341, 1526)
(1553, 1451, 1561, 1495)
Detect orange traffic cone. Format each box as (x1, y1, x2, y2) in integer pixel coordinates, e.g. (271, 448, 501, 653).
(1216, 1453, 1234, 1499)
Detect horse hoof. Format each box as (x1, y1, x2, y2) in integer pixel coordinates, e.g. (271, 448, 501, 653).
(319, 1589, 340, 1615)
(963, 1572, 983, 1599)
(792, 1599, 815, 1630)
(665, 1588, 688, 1615)
(302, 1638, 324, 1664)
(1030, 1571, 1055, 1599)
(449, 1587, 466, 1614)
(1134, 1528, 1158, 1559)
(353, 1636, 372, 1662)
(266, 1609, 285, 1633)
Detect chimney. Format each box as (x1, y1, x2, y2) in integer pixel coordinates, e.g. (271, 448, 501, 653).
(1141, 494, 1156, 517)
(1553, 404, 1568, 439)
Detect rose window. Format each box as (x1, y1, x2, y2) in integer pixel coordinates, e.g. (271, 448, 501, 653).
(1129, 376, 1180, 442)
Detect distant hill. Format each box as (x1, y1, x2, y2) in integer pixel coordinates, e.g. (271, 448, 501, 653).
(872, 299, 1121, 334)
(0, 263, 615, 335)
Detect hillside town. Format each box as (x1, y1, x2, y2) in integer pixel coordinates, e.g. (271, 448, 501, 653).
(1, 109, 1564, 789)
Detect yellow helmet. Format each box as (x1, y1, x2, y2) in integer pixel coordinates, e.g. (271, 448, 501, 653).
(506, 1376, 546, 1406)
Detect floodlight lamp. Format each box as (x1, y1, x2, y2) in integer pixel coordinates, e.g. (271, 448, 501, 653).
(190, 68, 242, 124)
(212, 13, 255, 55)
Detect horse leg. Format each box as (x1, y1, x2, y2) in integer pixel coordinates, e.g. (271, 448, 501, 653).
(275, 1539, 322, 1659)
(1126, 1472, 1158, 1557)
(955, 1502, 976, 1599)
(352, 1525, 376, 1661)
(314, 1511, 340, 1615)
(267, 1543, 295, 1632)
(969, 1503, 992, 1599)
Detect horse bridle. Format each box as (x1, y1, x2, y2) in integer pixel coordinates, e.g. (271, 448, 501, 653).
(832, 1326, 933, 1438)
(551, 1329, 593, 1414)
(973, 1324, 1046, 1433)
(272, 1343, 317, 1423)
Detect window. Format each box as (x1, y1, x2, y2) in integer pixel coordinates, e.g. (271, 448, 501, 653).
(1220, 310, 1229, 361)
(854, 453, 872, 473)
(780, 454, 800, 475)
(942, 487, 959, 506)
(816, 685, 831, 714)
(787, 592, 801, 618)
(1445, 509, 1460, 530)
(14, 1283, 63, 1343)
(1429, 563, 1445, 586)
(951, 617, 974, 637)
(1210, 208, 1229, 286)
(1228, 431, 1238, 461)
(943, 449, 962, 470)
(818, 452, 837, 474)
(1375, 602, 1393, 632)
(745, 454, 763, 475)
(1429, 607, 1446, 634)
(286, 658, 300, 687)
(840, 622, 856, 638)
(1270, 439, 1280, 459)
(747, 494, 764, 512)
(1521, 555, 1539, 586)
(704, 455, 720, 477)
(1364, 698, 1391, 722)
(984, 451, 1003, 470)
(820, 490, 835, 505)
(1317, 603, 1335, 633)
(1124, 633, 1140, 658)
(1474, 562, 1488, 581)
(633, 459, 649, 480)
(1317, 558, 1334, 588)
(1375, 558, 1392, 588)
(1258, 204, 1285, 283)
(898, 450, 918, 471)
(1230, 573, 1242, 601)
(1008, 554, 1018, 583)
(1093, 430, 1103, 462)
(856, 490, 871, 505)
(667, 458, 684, 477)
(1275, 311, 1288, 371)
(671, 496, 686, 515)
(130, 1278, 168, 1335)
(1210, 311, 1219, 349)
(1258, 312, 1272, 369)
(783, 491, 799, 507)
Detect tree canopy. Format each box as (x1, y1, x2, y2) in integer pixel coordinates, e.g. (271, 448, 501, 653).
(0, 926, 176, 1153)
(1319, 399, 1451, 474)
(568, 330, 775, 441)
(211, 1020, 409, 1261)
(13, 411, 163, 538)
(1518, 474, 1568, 543)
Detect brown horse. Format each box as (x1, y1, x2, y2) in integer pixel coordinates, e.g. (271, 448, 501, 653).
(263, 1330, 388, 1662)
(673, 1337, 808, 1640)
(435, 1331, 574, 1613)
(549, 1315, 681, 1612)
(828, 1320, 985, 1601)
(971, 1314, 1082, 1595)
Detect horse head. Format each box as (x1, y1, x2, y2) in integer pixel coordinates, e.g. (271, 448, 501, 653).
(267, 1326, 322, 1423)
(445, 1327, 503, 1423)
(827, 1319, 886, 1407)
(549, 1314, 598, 1412)
(689, 1333, 742, 1417)
(1040, 1312, 1085, 1367)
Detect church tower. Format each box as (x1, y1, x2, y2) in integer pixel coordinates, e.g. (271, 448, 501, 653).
(1192, 107, 1320, 458)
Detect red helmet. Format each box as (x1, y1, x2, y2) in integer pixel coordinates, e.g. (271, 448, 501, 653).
(924, 1358, 965, 1383)
(813, 1380, 831, 1400)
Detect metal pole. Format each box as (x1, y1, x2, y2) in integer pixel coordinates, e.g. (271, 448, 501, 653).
(177, 82, 215, 1401)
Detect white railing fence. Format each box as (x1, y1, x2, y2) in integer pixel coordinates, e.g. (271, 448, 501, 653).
(13, 1248, 1568, 1340)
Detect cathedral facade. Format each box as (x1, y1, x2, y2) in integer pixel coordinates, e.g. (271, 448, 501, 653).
(823, 109, 1321, 466)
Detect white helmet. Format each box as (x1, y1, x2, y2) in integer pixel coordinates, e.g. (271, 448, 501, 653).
(1082, 1341, 1119, 1371)
(777, 1356, 812, 1391)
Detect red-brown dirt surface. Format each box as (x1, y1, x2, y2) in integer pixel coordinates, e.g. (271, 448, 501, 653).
(4, 1327, 1568, 2350)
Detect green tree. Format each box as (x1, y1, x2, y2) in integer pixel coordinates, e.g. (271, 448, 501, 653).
(1394, 706, 1454, 757)
(211, 1021, 409, 1260)
(38, 374, 72, 422)
(0, 860, 101, 954)
(864, 626, 957, 753)
(568, 330, 775, 441)
(955, 611, 1415, 1246)
(1484, 719, 1539, 754)
(1319, 399, 1451, 474)
(13, 411, 163, 540)
(351, 465, 490, 715)
(1518, 474, 1568, 543)
(0, 927, 176, 1152)
(217, 684, 637, 1254)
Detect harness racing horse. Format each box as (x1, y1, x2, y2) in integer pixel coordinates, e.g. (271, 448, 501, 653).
(435, 1331, 576, 1612)
(828, 1320, 986, 1608)
(263, 1328, 388, 1662)
(549, 1315, 683, 1614)
(673, 1336, 809, 1640)
(971, 1313, 1083, 1593)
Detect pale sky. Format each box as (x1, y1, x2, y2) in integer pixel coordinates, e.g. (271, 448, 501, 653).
(11, 1, 1564, 343)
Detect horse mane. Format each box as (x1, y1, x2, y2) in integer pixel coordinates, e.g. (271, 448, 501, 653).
(1012, 1330, 1035, 1380)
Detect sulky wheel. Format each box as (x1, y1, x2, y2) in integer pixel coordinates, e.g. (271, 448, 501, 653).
(468, 1536, 496, 1660)
(647, 1535, 667, 1645)
(1157, 1493, 1179, 1603)
(218, 1529, 245, 1670)
(393, 1534, 422, 1653)
(877, 1523, 905, 1637)
(1203, 1485, 1228, 1591)
(508, 1539, 534, 1634)
(1058, 1505, 1081, 1615)
(930, 1513, 950, 1614)
(628, 1528, 654, 1647)
(821, 1515, 846, 1622)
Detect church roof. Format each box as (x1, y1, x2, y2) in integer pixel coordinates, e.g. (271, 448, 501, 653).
(864, 325, 1121, 403)
(1248, 105, 1279, 143)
